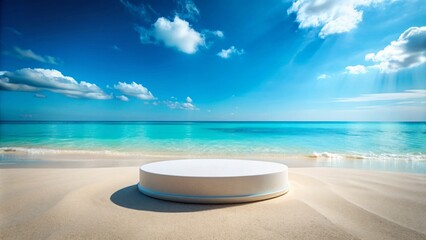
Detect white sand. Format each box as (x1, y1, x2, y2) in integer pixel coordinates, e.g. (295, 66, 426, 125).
(1, 166, 425, 240)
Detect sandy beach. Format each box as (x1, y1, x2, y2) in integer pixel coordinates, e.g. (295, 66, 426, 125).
(1, 164, 425, 240)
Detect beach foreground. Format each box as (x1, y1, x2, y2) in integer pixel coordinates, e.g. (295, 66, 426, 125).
(1, 166, 425, 240)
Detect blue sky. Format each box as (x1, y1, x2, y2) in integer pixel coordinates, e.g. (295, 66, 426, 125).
(1, 0, 425, 121)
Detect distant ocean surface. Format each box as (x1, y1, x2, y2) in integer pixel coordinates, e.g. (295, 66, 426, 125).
(1, 122, 425, 173)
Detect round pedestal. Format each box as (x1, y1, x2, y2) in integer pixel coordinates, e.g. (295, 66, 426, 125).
(138, 159, 289, 203)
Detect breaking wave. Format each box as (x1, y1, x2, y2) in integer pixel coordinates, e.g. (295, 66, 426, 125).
(310, 151, 426, 161)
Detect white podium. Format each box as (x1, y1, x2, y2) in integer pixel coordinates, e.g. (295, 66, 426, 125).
(138, 159, 289, 203)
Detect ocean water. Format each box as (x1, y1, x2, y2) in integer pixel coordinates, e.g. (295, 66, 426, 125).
(1, 122, 425, 173)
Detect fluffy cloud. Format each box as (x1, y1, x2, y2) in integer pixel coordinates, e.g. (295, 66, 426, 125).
(122, 0, 223, 54)
(154, 16, 204, 54)
(8, 47, 60, 65)
(114, 81, 155, 100)
(116, 95, 129, 102)
(217, 46, 244, 59)
(288, 0, 390, 38)
(165, 96, 197, 110)
(343, 26, 426, 74)
(364, 26, 426, 72)
(335, 89, 426, 102)
(0, 68, 111, 99)
(137, 16, 205, 54)
(317, 74, 329, 79)
(345, 65, 367, 74)
(120, 0, 224, 54)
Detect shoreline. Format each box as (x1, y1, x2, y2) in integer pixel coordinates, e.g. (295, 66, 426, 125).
(1, 147, 425, 174)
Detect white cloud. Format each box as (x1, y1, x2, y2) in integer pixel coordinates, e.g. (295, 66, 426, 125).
(137, 16, 205, 54)
(125, 0, 222, 54)
(8, 47, 60, 65)
(213, 30, 224, 38)
(116, 95, 129, 102)
(217, 46, 244, 59)
(335, 89, 426, 102)
(165, 96, 197, 110)
(154, 16, 204, 54)
(343, 26, 426, 74)
(364, 26, 426, 72)
(176, 0, 200, 20)
(181, 102, 196, 110)
(114, 81, 155, 100)
(345, 65, 367, 74)
(288, 0, 390, 38)
(203, 30, 224, 38)
(0, 68, 111, 100)
(317, 74, 329, 79)
(125, 1, 223, 54)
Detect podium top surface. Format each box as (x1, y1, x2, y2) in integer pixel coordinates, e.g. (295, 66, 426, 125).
(140, 159, 287, 178)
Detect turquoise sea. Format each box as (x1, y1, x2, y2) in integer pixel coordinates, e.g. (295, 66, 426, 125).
(1, 122, 425, 173)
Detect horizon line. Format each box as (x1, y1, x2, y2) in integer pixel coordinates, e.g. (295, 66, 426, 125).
(1, 120, 425, 123)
